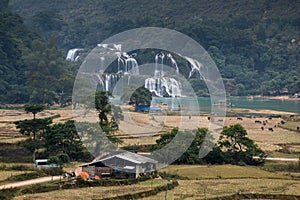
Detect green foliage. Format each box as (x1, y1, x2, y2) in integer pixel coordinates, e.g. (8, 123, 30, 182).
(8, 0, 297, 96)
(132, 86, 152, 106)
(159, 172, 187, 180)
(153, 128, 209, 164)
(0, 187, 18, 200)
(24, 104, 45, 119)
(154, 125, 265, 166)
(215, 124, 266, 165)
(94, 91, 123, 145)
(5, 171, 41, 182)
(1, 0, 299, 105)
(121, 85, 152, 106)
(14, 118, 52, 140)
(0, 10, 37, 103)
(22, 39, 73, 105)
(0, 3, 75, 104)
(43, 120, 86, 161)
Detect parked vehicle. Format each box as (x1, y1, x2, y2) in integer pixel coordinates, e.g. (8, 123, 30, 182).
(35, 159, 59, 169)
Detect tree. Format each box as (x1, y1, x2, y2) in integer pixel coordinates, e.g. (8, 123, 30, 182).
(153, 128, 211, 164)
(22, 39, 70, 105)
(218, 124, 265, 165)
(154, 125, 265, 166)
(15, 104, 49, 140)
(94, 90, 123, 145)
(130, 86, 152, 106)
(121, 85, 152, 106)
(14, 118, 52, 162)
(14, 104, 52, 161)
(24, 104, 45, 119)
(43, 120, 87, 161)
(14, 118, 52, 140)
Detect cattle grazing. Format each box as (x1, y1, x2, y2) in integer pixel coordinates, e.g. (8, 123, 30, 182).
(268, 128, 274, 132)
(280, 120, 286, 125)
(263, 122, 266, 126)
(207, 116, 211, 120)
(297, 126, 299, 131)
(268, 117, 272, 120)
(261, 127, 264, 131)
(237, 117, 243, 120)
(255, 120, 262, 124)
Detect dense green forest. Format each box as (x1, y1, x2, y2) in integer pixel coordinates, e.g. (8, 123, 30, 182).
(1, 0, 299, 104)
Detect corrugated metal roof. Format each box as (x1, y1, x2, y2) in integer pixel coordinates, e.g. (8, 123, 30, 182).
(81, 151, 157, 167)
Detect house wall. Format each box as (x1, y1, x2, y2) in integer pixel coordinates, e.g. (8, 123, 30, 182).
(82, 166, 95, 176)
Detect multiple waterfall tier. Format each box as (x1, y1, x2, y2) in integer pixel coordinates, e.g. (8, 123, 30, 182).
(66, 46, 204, 98)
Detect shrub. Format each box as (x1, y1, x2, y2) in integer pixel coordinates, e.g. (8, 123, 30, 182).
(0, 188, 18, 200)
(6, 171, 41, 182)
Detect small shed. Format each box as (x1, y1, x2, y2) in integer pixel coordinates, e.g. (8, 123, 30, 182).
(80, 151, 157, 179)
(135, 105, 150, 112)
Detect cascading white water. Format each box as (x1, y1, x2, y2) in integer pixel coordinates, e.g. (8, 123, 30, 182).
(167, 53, 179, 74)
(117, 56, 124, 74)
(125, 58, 139, 75)
(154, 52, 165, 77)
(184, 56, 203, 78)
(145, 77, 181, 97)
(66, 48, 83, 62)
(105, 74, 110, 91)
(90, 48, 202, 98)
(144, 52, 182, 97)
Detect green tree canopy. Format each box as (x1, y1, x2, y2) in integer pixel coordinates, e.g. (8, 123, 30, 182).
(24, 104, 45, 119)
(217, 124, 265, 165)
(14, 118, 52, 140)
(121, 85, 152, 106)
(94, 90, 123, 145)
(154, 124, 265, 165)
(43, 120, 87, 161)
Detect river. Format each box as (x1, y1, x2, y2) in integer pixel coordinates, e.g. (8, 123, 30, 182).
(150, 97, 300, 115)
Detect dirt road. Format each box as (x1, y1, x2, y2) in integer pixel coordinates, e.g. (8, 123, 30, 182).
(0, 176, 61, 190)
(253, 156, 299, 162)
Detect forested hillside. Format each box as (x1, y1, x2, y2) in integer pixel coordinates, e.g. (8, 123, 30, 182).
(1, 0, 299, 103)
(0, 1, 75, 104)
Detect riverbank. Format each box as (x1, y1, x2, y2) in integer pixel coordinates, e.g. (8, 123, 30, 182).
(248, 95, 300, 101)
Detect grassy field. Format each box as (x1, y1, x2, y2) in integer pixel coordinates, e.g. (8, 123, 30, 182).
(142, 164, 300, 199)
(0, 171, 32, 182)
(159, 164, 290, 179)
(280, 121, 300, 131)
(143, 179, 300, 200)
(1, 108, 300, 199)
(13, 179, 170, 200)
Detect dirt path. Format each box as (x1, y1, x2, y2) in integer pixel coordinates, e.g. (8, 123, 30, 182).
(253, 156, 299, 162)
(264, 157, 299, 162)
(0, 176, 61, 190)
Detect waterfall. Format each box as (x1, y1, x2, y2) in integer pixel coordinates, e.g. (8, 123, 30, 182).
(105, 74, 110, 91)
(117, 56, 124, 74)
(91, 47, 185, 98)
(145, 77, 181, 97)
(184, 56, 203, 78)
(66, 48, 83, 62)
(155, 52, 165, 77)
(154, 54, 159, 78)
(127, 75, 131, 85)
(144, 52, 182, 97)
(167, 53, 179, 74)
(125, 58, 139, 75)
